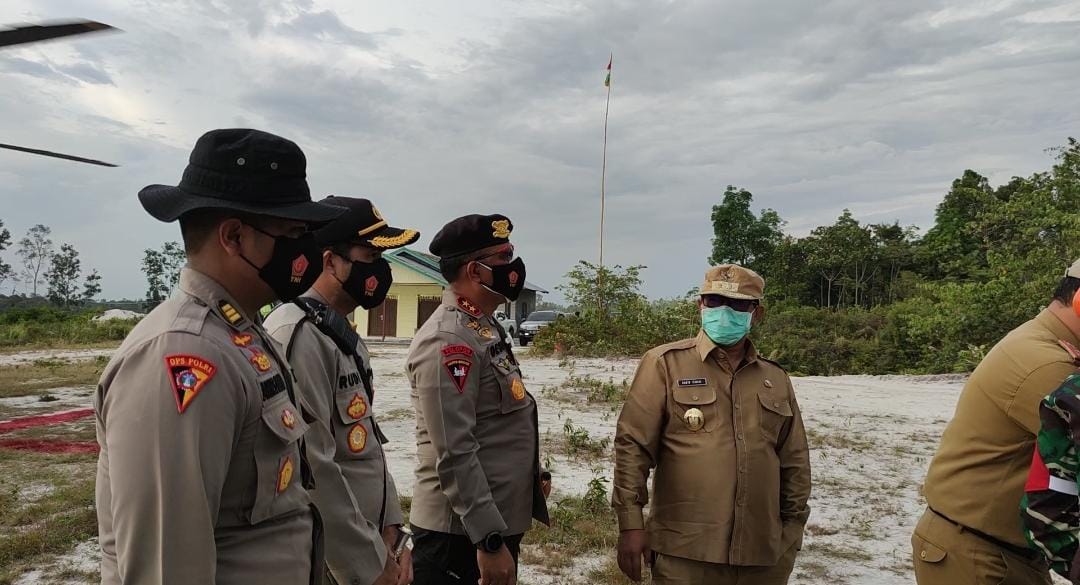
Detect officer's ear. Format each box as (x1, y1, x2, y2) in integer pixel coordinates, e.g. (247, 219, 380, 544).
(751, 302, 766, 326)
(321, 249, 336, 272)
(464, 259, 483, 283)
(218, 218, 246, 257)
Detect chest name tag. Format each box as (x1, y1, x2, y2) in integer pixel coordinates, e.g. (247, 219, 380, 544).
(678, 378, 707, 387)
(260, 374, 288, 400)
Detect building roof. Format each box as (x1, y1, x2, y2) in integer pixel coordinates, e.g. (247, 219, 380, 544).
(386, 248, 548, 293)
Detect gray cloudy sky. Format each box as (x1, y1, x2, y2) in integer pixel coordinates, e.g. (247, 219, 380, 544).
(2, 0, 1079, 302)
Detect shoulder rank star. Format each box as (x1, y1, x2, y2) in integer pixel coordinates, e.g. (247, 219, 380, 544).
(457, 296, 482, 317)
(478, 327, 494, 339)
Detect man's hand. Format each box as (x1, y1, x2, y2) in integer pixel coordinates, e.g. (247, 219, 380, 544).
(617, 529, 651, 582)
(381, 525, 412, 585)
(372, 553, 400, 585)
(477, 545, 516, 585)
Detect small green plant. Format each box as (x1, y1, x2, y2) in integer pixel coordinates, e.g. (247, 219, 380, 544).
(563, 419, 610, 458)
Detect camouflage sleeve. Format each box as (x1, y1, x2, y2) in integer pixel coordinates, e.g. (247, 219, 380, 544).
(1022, 374, 1080, 580)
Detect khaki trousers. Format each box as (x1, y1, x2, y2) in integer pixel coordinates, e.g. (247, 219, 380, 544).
(911, 508, 1052, 585)
(651, 544, 798, 585)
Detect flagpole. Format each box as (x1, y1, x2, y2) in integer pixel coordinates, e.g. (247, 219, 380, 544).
(598, 53, 612, 313)
(600, 55, 612, 270)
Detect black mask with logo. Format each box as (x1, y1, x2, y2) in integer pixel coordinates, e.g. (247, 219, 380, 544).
(242, 227, 323, 302)
(339, 258, 393, 309)
(478, 257, 526, 301)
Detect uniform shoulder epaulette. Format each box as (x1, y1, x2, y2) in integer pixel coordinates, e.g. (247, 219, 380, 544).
(653, 337, 698, 355)
(757, 355, 788, 372)
(1058, 339, 1080, 366)
(167, 299, 211, 335)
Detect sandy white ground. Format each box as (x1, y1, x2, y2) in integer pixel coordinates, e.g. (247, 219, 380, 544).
(8, 345, 1064, 584)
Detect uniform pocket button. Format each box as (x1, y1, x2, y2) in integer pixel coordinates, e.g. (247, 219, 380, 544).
(692, 395, 699, 400)
(920, 550, 927, 560)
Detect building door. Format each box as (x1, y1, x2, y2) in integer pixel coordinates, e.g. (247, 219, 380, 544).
(416, 296, 441, 331)
(368, 297, 398, 338)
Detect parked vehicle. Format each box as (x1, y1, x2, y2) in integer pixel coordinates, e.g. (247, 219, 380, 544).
(494, 311, 517, 342)
(517, 310, 563, 346)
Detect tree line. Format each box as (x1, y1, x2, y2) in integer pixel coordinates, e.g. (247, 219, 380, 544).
(0, 222, 102, 307)
(536, 138, 1080, 375)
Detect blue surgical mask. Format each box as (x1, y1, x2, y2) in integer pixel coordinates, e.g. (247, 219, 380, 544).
(702, 306, 752, 346)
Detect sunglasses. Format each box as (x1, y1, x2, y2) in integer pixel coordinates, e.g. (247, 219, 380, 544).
(701, 295, 759, 312)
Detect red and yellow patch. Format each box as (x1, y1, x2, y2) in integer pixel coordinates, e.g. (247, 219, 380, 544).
(232, 333, 254, 347)
(347, 393, 368, 419)
(281, 408, 296, 429)
(441, 344, 474, 357)
(277, 456, 294, 493)
(457, 296, 482, 317)
(444, 358, 472, 394)
(364, 275, 379, 296)
(165, 354, 217, 414)
(290, 255, 309, 284)
(511, 378, 527, 401)
(348, 423, 368, 453)
(248, 348, 272, 373)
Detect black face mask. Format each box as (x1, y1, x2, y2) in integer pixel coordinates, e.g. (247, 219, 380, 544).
(339, 257, 393, 309)
(242, 227, 322, 302)
(477, 257, 526, 301)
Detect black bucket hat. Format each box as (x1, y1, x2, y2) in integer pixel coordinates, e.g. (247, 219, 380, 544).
(314, 196, 420, 249)
(138, 128, 346, 225)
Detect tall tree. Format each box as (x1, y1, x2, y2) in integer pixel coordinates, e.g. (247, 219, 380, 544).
(82, 269, 102, 303)
(142, 241, 186, 308)
(0, 219, 11, 293)
(709, 186, 785, 270)
(45, 243, 83, 307)
(917, 170, 999, 280)
(17, 224, 53, 296)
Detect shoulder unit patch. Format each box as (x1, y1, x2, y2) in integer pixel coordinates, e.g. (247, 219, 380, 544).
(165, 354, 217, 414)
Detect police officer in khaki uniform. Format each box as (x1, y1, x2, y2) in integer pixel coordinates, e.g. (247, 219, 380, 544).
(265, 197, 419, 585)
(406, 214, 550, 585)
(613, 264, 811, 585)
(95, 129, 346, 584)
(913, 259, 1080, 585)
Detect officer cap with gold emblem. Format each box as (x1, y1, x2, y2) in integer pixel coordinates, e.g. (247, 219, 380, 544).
(429, 214, 514, 259)
(313, 196, 420, 249)
(700, 264, 764, 300)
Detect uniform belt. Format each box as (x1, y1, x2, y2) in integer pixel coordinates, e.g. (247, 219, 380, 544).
(928, 507, 1042, 562)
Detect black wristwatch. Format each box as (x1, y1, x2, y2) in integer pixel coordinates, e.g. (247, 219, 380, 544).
(477, 531, 503, 553)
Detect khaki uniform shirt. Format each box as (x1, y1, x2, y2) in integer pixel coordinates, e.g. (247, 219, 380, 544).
(95, 268, 316, 585)
(613, 332, 812, 566)
(923, 308, 1080, 547)
(406, 291, 549, 542)
(265, 291, 404, 585)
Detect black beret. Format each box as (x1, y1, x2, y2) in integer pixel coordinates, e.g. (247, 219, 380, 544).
(313, 196, 419, 249)
(429, 214, 514, 259)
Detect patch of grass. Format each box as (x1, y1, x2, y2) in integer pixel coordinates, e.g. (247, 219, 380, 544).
(380, 408, 414, 422)
(565, 375, 628, 405)
(795, 559, 841, 582)
(805, 425, 876, 453)
(542, 420, 610, 462)
(0, 449, 97, 585)
(524, 477, 616, 553)
(585, 557, 650, 584)
(806, 540, 874, 563)
(0, 309, 134, 350)
(399, 495, 411, 520)
(0, 356, 109, 399)
(805, 523, 841, 536)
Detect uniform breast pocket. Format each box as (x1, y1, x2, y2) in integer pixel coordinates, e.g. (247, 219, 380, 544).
(758, 393, 792, 444)
(251, 390, 309, 524)
(494, 363, 532, 415)
(335, 389, 376, 460)
(670, 385, 718, 433)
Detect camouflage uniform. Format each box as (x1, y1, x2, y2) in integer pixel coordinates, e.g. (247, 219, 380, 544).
(1022, 373, 1080, 580)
